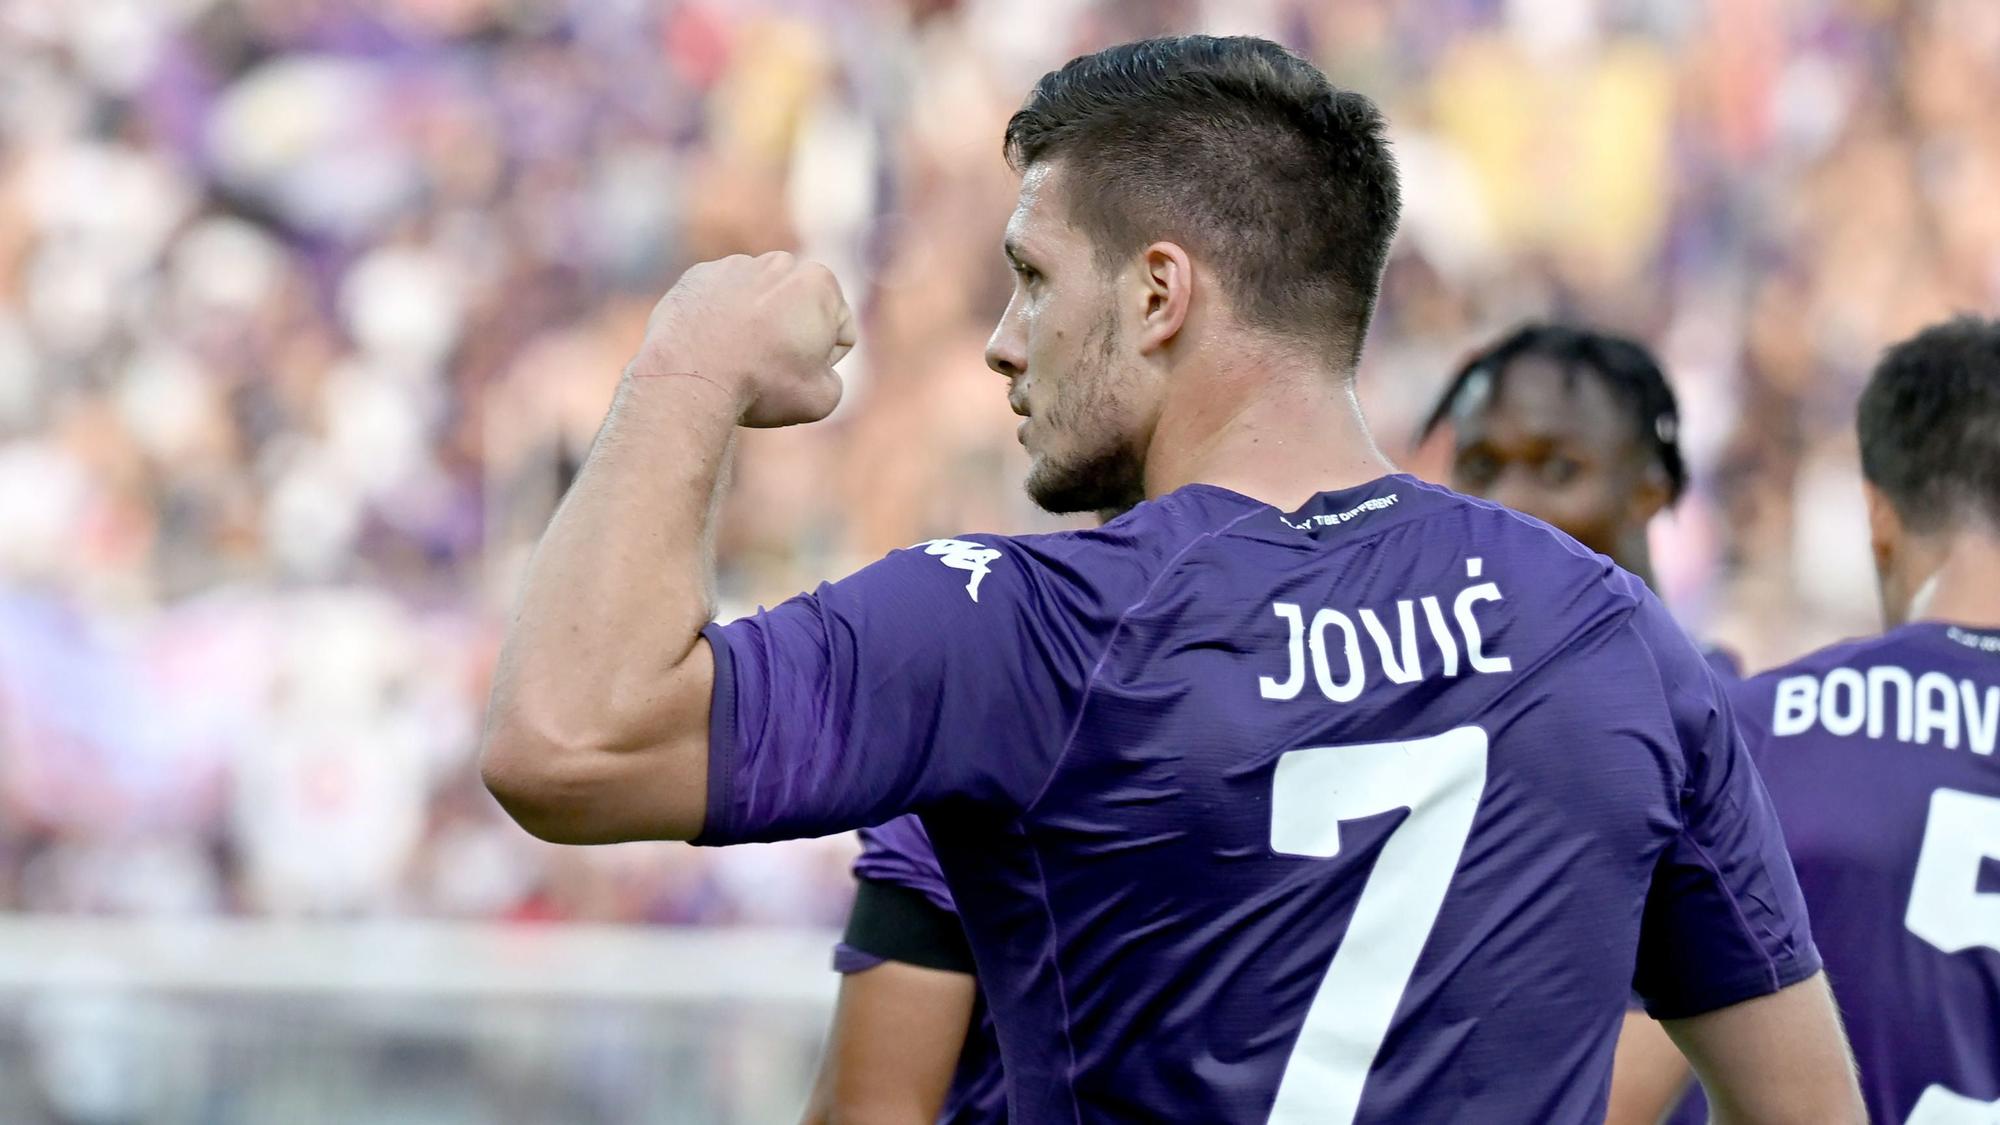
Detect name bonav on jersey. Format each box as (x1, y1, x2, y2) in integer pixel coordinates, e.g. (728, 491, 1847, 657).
(1771, 664, 2000, 754)
(1260, 557, 1512, 702)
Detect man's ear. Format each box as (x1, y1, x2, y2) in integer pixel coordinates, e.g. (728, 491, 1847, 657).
(1132, 241, 1193, 355)
(1864, 481, 1901, 577)
(1628, 463, 1674, 528)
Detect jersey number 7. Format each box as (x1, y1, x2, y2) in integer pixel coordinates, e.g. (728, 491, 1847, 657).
(1266, 726, 1488, 1125)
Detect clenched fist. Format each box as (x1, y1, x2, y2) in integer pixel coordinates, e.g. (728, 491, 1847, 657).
(629, 252, 856, 427)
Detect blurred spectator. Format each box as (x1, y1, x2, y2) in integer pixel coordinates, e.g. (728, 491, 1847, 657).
(0, 0, 1996, 926)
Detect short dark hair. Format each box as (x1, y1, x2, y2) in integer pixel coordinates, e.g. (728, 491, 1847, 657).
(1859, 315, 2000, 532)
(1417, 323, 1689, 503)
(1004, 36, 1401, 361)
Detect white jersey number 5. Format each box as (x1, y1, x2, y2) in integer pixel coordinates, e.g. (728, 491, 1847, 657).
(1266, 726, 1488, 1125)
(1903, 788, 2000, 1125)
(1905, 788, 2000, 956)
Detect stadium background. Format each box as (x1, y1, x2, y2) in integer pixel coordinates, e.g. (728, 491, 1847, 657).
(0, 0, 1994, 1120)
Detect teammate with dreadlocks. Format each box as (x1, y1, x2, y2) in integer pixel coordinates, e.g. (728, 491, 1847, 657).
(1419, 325, 1739, 1120)
(1418, 323, 1738, 685)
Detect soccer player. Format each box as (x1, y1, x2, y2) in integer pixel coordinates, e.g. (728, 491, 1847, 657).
(481, 37, 1863, 1121)
(1419, 325, 1743, 686)
(815, 322, 1717, 1122)
(1611, 317, 2000, 1124)
(1419, 325, 1738, 1123)
(1419, 326, 1689, 622)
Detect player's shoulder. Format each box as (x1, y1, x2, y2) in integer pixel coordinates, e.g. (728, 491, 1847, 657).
(1400, 476, 1641, 592)
(883, 486, 1273, 614)
(1414, 481, 1694, 670)
(1738, 626, 1929, 693)
(1221, 475, 1669, 663)
(1726, 625, 1939, 743)
(856, 813, 937, 863)
(1420, 485, 1721, 681)
(1700, 644, 1745, 682)
(854, 815, 955, 913)
(1210, 473, 1631, 589)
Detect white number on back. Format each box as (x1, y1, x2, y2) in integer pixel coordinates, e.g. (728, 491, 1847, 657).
(1266, 726, 1488, 1125)
(1905, 788, 2000, 955)
(1902, 788, 2000, 1125)
(1907, 1085, 2000, 1125)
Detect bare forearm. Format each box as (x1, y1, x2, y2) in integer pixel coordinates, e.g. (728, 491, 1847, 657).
(509, 373, 734, 712)
(1664, 973, 1863, 1125)
(480, 252, 852, 844)
(483, 373, 737, 840)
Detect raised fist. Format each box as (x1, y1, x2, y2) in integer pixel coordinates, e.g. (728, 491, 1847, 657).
(631, 252, 855, 427)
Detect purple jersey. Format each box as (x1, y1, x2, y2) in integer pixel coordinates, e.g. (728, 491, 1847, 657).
(698, 476, 1819, 1123)
(1658, 645, 1741, 1125)
(852, 817, 958, 913)
(1728, 623, 2000, 1123)
(1702, 643, 1745, 681)
(839, 817, 1007, 1125)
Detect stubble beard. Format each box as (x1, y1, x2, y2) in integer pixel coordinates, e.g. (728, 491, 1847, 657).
(1024, 311, 1148, 515)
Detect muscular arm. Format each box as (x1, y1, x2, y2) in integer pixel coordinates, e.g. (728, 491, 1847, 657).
(479, 373, 731, 843)
(480, 254, 850, 844)
(1659, 972, 1863, 1125)
(802, 961, 977, 1125)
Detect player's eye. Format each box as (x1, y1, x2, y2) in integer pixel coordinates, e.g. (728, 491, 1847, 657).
(1455, 450, 1499, 487)
(1012, 262, 1041, 286)
(1541, 456, 1582, 485)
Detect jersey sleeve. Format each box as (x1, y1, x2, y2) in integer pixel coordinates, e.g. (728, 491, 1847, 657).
(1722, 673, 1782, 757)
(694, 536, 1107, 846)
(853, 816, 957, 913)
(1699, 643, 1744, 682)
(1630, 598, 1823, 1019)
(833, 815, 973, 974)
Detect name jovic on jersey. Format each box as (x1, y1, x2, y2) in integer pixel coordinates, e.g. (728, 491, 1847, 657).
(697, 475, 1817, 1124)
(1258, 557, 1514, 701)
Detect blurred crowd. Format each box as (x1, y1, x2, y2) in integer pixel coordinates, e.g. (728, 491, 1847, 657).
(0, 0, 1996, 926)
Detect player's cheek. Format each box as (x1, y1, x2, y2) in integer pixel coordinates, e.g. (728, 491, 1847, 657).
(1483, 472, 1540, 515)
(1545, 489, 1600, 532)
(1577, 479, 1628, 529)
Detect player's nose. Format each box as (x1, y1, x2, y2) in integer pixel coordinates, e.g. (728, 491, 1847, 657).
(986, 322, 1025, 383)
(1486, 475, 1544, 518)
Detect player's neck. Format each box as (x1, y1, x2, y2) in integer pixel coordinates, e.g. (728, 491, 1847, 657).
(1139, 356, 1396, 510)
(1908, 525, 2000, 630)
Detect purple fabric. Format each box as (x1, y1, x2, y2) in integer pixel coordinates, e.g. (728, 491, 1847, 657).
(1640, 637, 1739, 1125)
(1661, 1083, 1707, 1124)
(1726, 622, 2000, 1123)
(830, 942, 886, 975)
(855, 816, 956, 914)
(701, 476, 1818, 1123)
(845, 816, 1006, 1124)
(1701, 643, 1745, 681)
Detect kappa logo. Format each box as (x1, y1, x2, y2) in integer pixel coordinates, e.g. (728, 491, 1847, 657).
(917, 539, 1002, 602)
